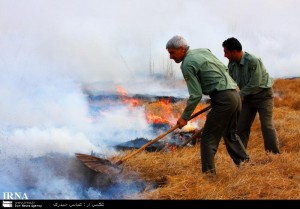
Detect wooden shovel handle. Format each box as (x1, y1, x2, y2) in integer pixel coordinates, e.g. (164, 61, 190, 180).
(115, 124, 179, 165)
(115, 104, 211, 165)
(189, 104, 211, 120)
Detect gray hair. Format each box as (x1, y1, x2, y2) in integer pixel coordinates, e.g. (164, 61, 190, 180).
(166, 35, 189, 50)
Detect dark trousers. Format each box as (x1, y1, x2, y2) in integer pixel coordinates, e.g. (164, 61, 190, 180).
(201, 89, 249, 174)
(237, 88, 280, 153)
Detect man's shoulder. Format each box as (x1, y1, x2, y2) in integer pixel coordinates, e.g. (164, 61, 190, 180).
(244, 51, 260, 62)
(189, 48, 211, 54)
(184, 49, 208, 62)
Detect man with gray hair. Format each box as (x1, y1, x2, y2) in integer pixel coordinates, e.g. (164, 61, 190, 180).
(166, 35, 250, 177)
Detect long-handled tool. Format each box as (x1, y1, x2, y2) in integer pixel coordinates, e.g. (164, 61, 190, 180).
(75, 105, 211, 175)
(179, 127, 203, 148)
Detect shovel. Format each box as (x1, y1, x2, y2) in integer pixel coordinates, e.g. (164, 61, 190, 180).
(75, 104, 211, 175)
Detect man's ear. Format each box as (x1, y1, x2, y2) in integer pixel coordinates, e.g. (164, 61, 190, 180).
(180, 46, 187, 54)
(233, 49, 240, 54)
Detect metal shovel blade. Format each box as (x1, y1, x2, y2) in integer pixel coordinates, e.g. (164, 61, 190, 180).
(75, 153, 122, 175)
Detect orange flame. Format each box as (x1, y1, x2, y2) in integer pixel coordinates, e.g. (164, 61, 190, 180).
(145, 98, 179, 125)
(116, 85, 127, 96)
(165, 142, 177, 151)
(113, 85, 207, 128)
(116, 85, 141, 107)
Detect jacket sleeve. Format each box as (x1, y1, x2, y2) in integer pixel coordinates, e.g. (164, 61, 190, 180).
(239, 58, 262, 97)
(181, 66, 202, 120)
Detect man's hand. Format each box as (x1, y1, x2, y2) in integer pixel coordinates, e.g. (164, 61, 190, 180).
(177, 117, 187, 129)
(236, 87, 244, 101)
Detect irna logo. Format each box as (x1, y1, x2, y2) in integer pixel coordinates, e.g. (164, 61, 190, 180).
(3, 192, 28, 200)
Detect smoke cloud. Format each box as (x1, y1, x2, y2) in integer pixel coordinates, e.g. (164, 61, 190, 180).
(1, 0, 299, 85)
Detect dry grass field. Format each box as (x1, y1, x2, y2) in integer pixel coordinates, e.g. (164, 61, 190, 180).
(110, 78, 300, 200)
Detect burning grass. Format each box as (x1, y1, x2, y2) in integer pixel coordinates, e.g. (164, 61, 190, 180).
(110, 78, 300, 200)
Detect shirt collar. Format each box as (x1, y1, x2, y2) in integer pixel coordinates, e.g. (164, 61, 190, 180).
(239, 51, 246, 66)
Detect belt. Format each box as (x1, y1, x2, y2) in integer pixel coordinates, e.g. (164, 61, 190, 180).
(209, 89, 235, 96)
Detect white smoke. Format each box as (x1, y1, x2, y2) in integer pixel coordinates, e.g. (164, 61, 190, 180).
(0, 67, 153, 199)
(1, 0, 299, 85)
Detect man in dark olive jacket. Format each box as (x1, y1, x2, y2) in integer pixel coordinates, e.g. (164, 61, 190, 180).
(222, 37, 280, 154)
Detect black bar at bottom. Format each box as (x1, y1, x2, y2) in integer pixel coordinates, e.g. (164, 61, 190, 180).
(1, 199, 299, 208)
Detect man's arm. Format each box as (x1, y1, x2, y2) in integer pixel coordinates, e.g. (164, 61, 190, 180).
(181, 66, 202, 120)
(239, 59, 262, 98)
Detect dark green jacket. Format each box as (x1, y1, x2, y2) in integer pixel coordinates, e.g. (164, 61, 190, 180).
(228, 51, 274, 98)
(180, 48, 237, 120)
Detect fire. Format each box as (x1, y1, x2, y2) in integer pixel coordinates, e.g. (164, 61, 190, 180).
(89, 85, 209, 152)
(145, 98, 207, 127)
(165, 142, 177, 151)
(97, 85, 207, 128)
(122, 97, 141, 107)
(146, 114, 169, 124)
(116, 85, 127, 96)
(145, 98, 179, 125)
(116, 85, 141, 107)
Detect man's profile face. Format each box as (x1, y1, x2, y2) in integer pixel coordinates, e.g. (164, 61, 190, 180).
(168, 47, 186, 63)
(223, 47, 236, 62)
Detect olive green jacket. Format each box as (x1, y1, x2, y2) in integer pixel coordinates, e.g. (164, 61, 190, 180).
(227, 51, 274, 98)
(180, 48, 237, 120)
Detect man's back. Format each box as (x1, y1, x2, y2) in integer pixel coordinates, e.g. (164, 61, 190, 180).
(228, 51, 274, 97)
(181, 48, 237, 95)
